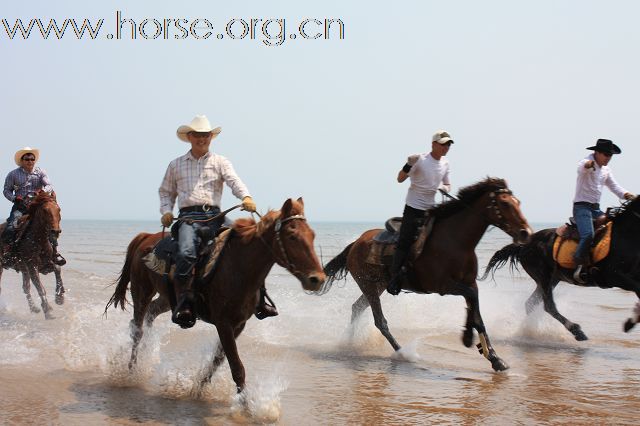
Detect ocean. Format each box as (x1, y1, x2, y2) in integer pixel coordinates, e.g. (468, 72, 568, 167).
(0, 219, 639, 425)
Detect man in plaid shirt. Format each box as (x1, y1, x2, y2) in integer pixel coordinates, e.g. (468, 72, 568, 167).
(159, 115, 257, 328)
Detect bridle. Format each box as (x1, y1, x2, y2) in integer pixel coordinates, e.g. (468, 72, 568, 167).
(265, 213, 308, 275)
(486, 188, 518, 233)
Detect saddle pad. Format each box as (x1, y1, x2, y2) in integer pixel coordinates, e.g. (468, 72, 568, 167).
(366, 216, 435, 266)
(553, 222, 612, 269)
(202, 229, 233, 278)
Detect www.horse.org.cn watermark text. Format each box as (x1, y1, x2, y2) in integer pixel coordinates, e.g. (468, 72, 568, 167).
(1, 11, 345, 46)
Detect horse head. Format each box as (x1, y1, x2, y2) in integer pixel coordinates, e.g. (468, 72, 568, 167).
(480, 178, 532, 244)
(28, 191, 62, 237)
(258, 198, 326, 291)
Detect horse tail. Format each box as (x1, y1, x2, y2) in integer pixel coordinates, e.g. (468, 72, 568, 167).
(105, 232, 148, 313)
(480, 243, 523, 281)
(315, 242, 355, 295)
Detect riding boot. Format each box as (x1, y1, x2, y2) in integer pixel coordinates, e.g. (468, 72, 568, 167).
(255, 286, 278, 320)
(49, 234, 66, 266)
(387, 247, 409, 295)
(171, 275, 197, 329)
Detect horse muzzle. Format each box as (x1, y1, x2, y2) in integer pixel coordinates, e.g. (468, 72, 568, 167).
(299, 271, 326, 292)
(513, 227, 533, 245)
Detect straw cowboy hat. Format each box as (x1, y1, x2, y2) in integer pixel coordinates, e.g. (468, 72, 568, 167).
(14, 147, 40, 166)
(176, 115, 222, 142)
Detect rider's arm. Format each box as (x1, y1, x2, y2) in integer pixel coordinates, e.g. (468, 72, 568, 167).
(158, 161, 178, 215)
(397, 169, 409, 183)
(219, 156, 250, 201)
(604, 169, 627, 200)
(3, 171, 15, 202)
(38, 168, 54, 193)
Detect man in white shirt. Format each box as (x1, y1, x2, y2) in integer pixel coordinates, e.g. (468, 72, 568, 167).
(572, 138, 635, 283)
(159, 115, 256, 327)
(387, 130, 453, 295)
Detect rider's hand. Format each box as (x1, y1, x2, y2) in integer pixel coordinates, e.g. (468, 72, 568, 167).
(407, 154, 420, 166)
(161, 212, 174, 227)
(624, 192, 636, 200)
(241, 196, 256, 212)
(585, 160, 595, 170)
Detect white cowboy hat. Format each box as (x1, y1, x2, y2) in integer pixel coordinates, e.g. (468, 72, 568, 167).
(14, 147, 40, 166)
(176, 115, 222, 142)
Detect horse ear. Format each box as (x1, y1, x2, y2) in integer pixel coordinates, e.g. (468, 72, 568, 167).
(281, 198, 293, 216)
(297, 197, 304, 207)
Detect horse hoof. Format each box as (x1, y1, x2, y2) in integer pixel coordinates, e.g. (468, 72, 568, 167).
(55, 294, 64, 305)
(462, 329, 474, 348)
(491, 357, 509, 372)
(44, 312, 55, 320)
(30, 306, 41, 314)
(569, 324, 588, 341)
(624, 319, 636, 333)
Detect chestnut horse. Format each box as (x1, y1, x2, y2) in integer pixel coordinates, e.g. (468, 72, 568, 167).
(0, 191, 65, 318)
(105, 198, 325, 394)
(319, 178, 532, 371)
(483, 196, 640, 340)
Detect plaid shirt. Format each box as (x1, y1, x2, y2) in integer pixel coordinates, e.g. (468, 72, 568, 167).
(159, 151, 250, 214)
(3, 166, 53, 202)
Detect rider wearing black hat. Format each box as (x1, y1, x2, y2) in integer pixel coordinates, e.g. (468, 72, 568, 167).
(572, 138, 635, 283)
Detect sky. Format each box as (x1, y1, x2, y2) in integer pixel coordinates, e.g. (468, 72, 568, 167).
(2, 1, 639, 224)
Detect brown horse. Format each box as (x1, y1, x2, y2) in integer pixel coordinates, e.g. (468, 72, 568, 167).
(319, 178, 532, 371)
(0, 191, 65, 318)
(105, 198, 325, 394)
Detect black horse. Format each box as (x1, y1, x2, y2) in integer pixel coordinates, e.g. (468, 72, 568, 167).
(482, 196, 640, 340)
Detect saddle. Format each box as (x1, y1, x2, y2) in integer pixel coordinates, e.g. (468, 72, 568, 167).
(366, 215, 435, 266)
(552, 218, 613, 269)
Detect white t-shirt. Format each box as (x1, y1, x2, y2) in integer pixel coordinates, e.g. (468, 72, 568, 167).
(573, 154, 626, 204)
(405, 153, 450, 210)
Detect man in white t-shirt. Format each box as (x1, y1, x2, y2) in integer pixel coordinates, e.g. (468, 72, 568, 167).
(387, 130, 453, 295)
(572, 138, 634, 283)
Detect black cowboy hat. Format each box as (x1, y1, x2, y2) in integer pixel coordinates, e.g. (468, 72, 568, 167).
(586, 138, 621, 155)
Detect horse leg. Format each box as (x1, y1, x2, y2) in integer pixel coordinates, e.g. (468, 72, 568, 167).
(216, 323, 246, 394)
(458, 283, 509, 372)
(350, 293, 370, 324)
(363, 281, 401, 351)
(53, 265, 64, 305)
(21, 269, 40, 314)
(540, 280, 588, 341)
(144, 297, 170, 328)
(0, 265, 3, 296)
(525, 285, 543, 315)
(128, 288, 154, 370)
(26, 266, 53, 319)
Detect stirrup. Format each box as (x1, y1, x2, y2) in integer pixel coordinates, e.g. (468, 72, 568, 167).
(573, 264, 586, 284)
(255, 288, 278, 320)
(53, 254, 66, 266)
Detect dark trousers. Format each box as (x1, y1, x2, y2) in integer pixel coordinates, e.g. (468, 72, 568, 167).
(2, 203, 26, 243)
(396, 205, 427, 252)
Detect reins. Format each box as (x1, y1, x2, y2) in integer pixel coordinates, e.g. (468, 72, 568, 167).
(161, 204, 242, 237)
(259, 213, 307, 275)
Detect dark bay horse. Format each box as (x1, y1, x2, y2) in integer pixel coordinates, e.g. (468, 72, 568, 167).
(483, 196, 640, 341)
(319, 178, 532, 371)
(105, 198, 325, 394)
(0, 191, 65, 318)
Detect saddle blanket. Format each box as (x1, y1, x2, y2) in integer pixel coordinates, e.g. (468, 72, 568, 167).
(366, 216, 434, 266)
(553, 222, 612, 269)
(143, 228, 232, 280)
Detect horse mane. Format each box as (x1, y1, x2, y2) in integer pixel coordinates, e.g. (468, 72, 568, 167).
(611, 196, 640, 227)
(27, 191, 56, 215)
(429, 177, 508, 219)
(233, 210, 280, 243)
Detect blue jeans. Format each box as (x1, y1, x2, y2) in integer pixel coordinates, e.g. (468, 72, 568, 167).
(573, 203, 604, 264)
(175, 209, 222, 279)
(2, 203, 26, 243)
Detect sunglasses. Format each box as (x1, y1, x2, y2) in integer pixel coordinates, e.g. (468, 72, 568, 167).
(22, 157, 36, 162)
(190, 131, 212, 138)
